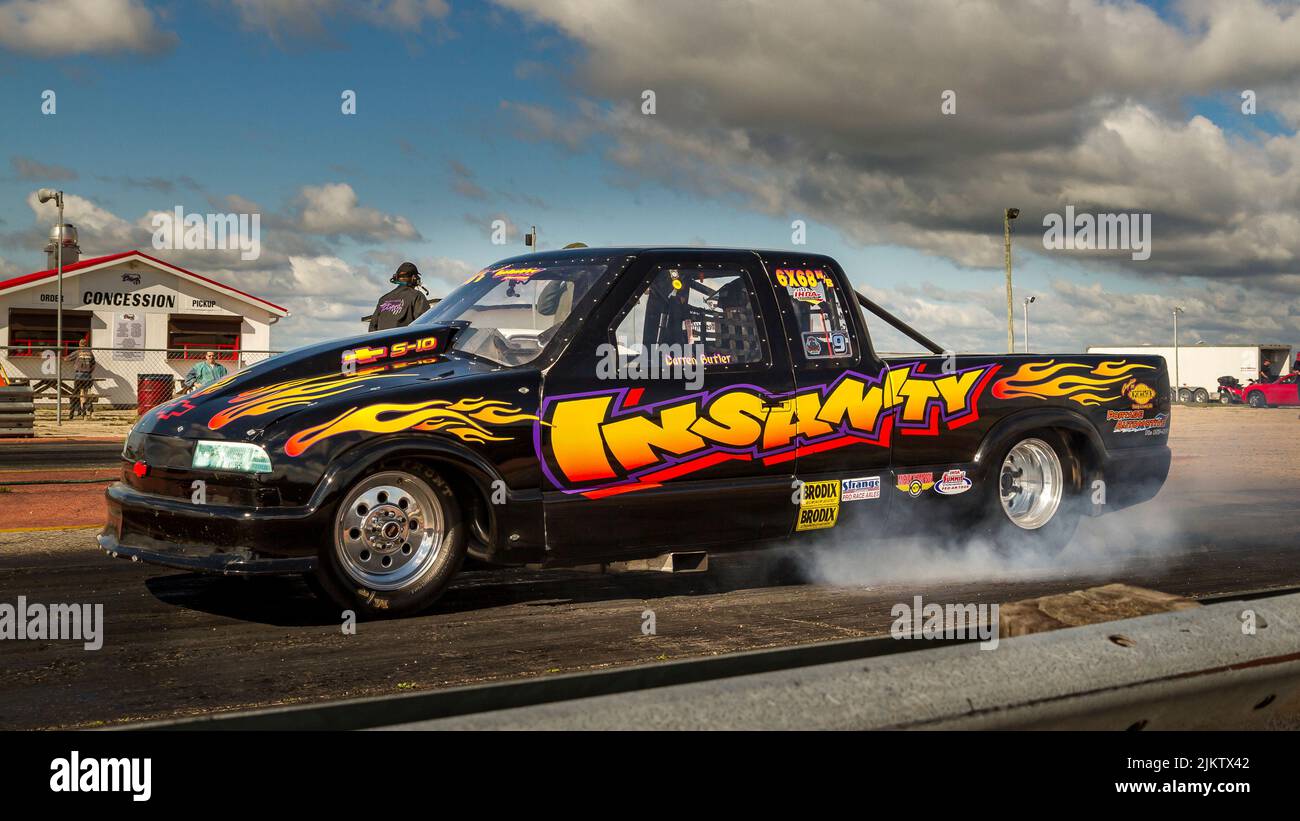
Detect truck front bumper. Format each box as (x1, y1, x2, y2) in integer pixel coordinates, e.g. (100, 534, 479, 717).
(100, 481, 325, 576)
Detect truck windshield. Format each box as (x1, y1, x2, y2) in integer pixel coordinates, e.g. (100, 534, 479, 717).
(414, 258, 615, 366)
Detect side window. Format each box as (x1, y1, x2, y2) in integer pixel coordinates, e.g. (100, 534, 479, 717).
(613, 264, 769, 370)
(773, 265, 855, 364)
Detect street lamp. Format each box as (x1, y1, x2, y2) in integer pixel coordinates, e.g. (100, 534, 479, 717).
(1023, 295, 1036, 352)
(37, 188, 65, 426)
(1172, 306, 1185, 402)
(1004, 207, 1020, 354)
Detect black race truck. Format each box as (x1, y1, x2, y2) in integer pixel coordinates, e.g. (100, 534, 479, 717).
(101, 247, 1171, 616)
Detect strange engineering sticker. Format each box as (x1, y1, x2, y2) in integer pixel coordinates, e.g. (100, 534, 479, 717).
(536, 362, 999, 497)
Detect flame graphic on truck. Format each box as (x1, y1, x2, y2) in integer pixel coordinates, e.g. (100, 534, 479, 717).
(992, 360, 1155, 406)
(284, 397, 536, 455)
(208, 371, 399, 430)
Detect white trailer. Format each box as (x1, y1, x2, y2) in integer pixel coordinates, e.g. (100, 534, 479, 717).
(1086, 344, 1293, 404)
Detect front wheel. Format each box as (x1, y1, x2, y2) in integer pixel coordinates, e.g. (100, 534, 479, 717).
(309, 462, 466, 618)
(980, 431, 1082, 555)
(1248, 391, 1268, 409)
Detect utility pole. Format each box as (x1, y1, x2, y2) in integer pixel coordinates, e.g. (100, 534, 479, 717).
(38, 189, 66, 426)
(1172, 306, 1184, 400)
(1004, 208, 1020, 354)
(1023, 295, 1036, 352)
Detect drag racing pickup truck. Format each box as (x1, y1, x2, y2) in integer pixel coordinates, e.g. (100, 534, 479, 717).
(102, 247, 1172, 616)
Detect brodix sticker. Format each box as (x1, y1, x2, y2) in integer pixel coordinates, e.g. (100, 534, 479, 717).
(796, 480, 840, 531)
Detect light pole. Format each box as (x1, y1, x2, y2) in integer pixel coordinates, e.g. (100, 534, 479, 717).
(1004, 208, 1020, 354)
(37, 188, 65, 426)
(1172, 306, 1184, 401)
(1023, 295, 1036, 352)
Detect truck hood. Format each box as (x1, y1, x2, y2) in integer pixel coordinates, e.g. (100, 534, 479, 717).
(134, 323, 501, 441)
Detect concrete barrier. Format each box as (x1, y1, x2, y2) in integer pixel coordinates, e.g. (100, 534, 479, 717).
(389, 592, 1300, 730)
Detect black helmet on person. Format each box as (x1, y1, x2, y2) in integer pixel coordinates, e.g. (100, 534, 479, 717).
(392, 261, 422, 287)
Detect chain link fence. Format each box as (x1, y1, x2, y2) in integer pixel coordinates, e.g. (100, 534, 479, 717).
(0, 346, 281, 410)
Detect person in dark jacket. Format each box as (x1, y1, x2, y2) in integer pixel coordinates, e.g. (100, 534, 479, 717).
(367, 262, 431, 331)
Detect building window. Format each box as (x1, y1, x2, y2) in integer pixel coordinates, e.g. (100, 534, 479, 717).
(167, 315, 242, 360)
(6, 308, 92, 356)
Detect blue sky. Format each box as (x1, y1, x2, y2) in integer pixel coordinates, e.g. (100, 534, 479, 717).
(2, 0, 1297, 355)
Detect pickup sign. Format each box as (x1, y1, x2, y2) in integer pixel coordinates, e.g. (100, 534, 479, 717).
(103, 247, 1172, 616)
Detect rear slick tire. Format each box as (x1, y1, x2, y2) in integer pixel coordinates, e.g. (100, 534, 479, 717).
(978, 430, 1082, 556)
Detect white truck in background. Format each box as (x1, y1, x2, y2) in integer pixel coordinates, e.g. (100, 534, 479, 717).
(1086, 344, 1294, 404)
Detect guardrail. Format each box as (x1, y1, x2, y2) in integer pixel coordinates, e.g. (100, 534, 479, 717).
(0, 383, 35, 437)
(128, 588, 1300, 731)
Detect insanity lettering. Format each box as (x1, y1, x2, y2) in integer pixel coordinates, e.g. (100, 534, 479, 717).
(537, 363, 998, 495)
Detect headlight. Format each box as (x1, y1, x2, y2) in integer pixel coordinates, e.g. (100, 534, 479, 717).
(192, 441, 273, 474)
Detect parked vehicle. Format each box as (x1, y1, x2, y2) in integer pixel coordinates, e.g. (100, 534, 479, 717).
(1222, 372, 1300, 408)
(1087, 344, 1292, 404)
(102, 248, 1173, 616)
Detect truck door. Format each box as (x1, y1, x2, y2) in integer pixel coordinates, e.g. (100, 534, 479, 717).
(759, 254, 893, 533)
(538, 250, 798, 559)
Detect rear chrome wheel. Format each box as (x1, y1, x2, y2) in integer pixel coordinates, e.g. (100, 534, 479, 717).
(334, 471, 445, 591)
(999, 437, 1064, 531)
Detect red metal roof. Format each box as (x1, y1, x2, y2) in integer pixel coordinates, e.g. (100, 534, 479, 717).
(0, 250, 288, 315)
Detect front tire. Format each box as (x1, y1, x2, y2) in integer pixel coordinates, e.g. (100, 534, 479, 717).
(980, 431, 1082, 555)
(310, 462, 466, 618)
(1248, 391, 1268, 409)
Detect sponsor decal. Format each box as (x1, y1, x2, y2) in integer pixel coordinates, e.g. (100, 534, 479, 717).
(775, 267, 834, 290)
(538, 362, 999, 497)
(896, 471, 935, 497)
(934, 468, 972, 495)
(790, 285, 825, 304)
(341, 335, 440, 367)
(802, 330, 850, 360)
(992, 359, 1156, 406)
(802, 332, 826, 358)
(1105, 409, 1144, 421)
(1122, 379, 1156, 409)
(1113, 412, 1168, 435)
(842, 475, 881, 501)
(796, 479, 840, 531)
(466, 265, 546, 285)
(156, 399, 196, 420)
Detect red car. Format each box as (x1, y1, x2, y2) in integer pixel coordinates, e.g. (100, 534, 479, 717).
(1222, 373, 1300, 407)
